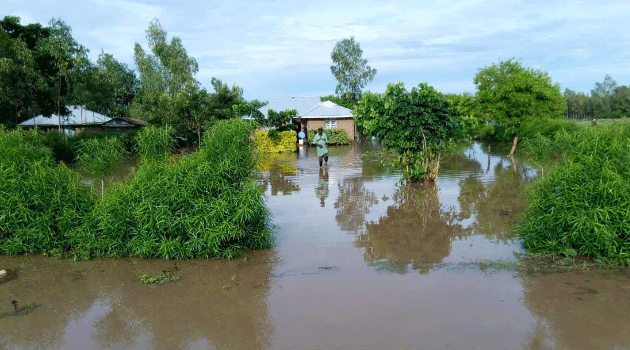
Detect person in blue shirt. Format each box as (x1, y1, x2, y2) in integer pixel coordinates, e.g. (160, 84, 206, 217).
(298, 127, 307, 145)
(313, 127, 328, 167)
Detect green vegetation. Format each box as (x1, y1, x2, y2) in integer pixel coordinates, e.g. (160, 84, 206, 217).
(565, 75, 630, 119)
(354, 82, 464, 182)
(474, 59, 566, 156)
(69, 119, 270, 260)
(330, 37, 377, 104)
(253, 130, 296, 153)
(138, 271, 180, 284)
(0, 120, 271, 260)
(0, 128, 94, 256)
(135, 125, 175, 161)
(517, 124, 630, 265)
(76, 136, 127, 194)
(0, 16, 138, 126)
(307, 128, 351, 145)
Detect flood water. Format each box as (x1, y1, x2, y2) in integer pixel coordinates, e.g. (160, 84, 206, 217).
(2, 142, 630, 350)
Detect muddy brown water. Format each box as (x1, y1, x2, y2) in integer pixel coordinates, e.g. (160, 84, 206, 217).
(2, 142, 630, 350)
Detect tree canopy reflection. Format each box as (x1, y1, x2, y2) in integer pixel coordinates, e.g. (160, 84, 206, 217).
(355, 183, 466, 274)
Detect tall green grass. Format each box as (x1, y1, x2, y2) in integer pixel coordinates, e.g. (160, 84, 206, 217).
(517, 124, 630, 264)
(69, 119, 271, 259)
(0, 128, 94, 256)
(135, 125, 175, 161)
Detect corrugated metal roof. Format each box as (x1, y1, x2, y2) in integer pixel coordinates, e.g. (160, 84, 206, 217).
(301, 101, 353, 119)
(19, 106, 111, 126)
(258, 96, 321, 117)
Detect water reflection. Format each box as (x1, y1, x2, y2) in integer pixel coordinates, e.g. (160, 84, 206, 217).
(0, 252, 274, 350)
(257, 154, 300, 196)
(457, 161, 527, 241)
(316, 167, 329, 207)
(355, 183, 467, 274)
(521, 270, 630, 350)
(334, 176, 378, 233)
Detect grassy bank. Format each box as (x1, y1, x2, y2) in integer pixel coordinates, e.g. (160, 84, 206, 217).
(517, 123, 630, 265)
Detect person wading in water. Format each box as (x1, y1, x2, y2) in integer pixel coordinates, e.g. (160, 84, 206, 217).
(313, 127, 328, 167)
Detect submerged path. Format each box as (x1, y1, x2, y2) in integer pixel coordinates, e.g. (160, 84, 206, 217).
(2, 142, 630, 350)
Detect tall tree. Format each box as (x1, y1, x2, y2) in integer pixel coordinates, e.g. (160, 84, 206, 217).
(130, 19, 199, 127)
(38, 18, 90, 125)
(0, 16, 54, 125)
(474, 59, 566, 157)
(330, 37, 376, 104)
(82, 52, 138, 118)
(207, 77, 244, 120)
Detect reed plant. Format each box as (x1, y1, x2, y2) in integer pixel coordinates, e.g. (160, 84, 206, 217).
(135, 125, 175, 161)
(517, 124, 630, 265)
(69, 119, 271, 259)
(75, 136, 127, 196)
(0, 128, 94, 255)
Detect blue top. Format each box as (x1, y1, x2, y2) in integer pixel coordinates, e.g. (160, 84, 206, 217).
(298, 131, 306, 139)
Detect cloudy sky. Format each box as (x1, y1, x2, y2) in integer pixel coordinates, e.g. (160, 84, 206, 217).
(4, 0, 630, 101)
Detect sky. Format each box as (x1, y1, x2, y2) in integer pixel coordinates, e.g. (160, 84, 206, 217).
(4, 0, 630, 101)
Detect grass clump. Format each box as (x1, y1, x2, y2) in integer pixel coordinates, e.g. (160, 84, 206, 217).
(517, 124, 630, 265)
(138, 271, 180, 285)
(0, 128, 94, 255)
(135, 125, 175, 161)
(70, 119, 271, 260)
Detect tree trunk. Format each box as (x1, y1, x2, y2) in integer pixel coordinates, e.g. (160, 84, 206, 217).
(508, 135, 518, 158)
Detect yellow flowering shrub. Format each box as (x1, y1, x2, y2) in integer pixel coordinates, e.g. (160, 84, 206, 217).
(253, 130, 296, 154)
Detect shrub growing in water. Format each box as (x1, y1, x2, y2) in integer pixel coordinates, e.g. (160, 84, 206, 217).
(354, 82, 464, 182)
(70, 119, 271, 259)
(135, 125, 175, 160)
(0, 128, 94, 255)
(307, 128, 351, 145)
(517, 124, 630, 264)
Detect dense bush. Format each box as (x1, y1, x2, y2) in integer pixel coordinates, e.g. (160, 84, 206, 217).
(354, 83, 464, 182)
(253, 130, 296, 153)
(76, 136, 127, 179)
(135, 125, 175, 160)
(307, 128, 351, 145)
(0, 128, 94, 255)
(517, 124, 630, 264)
(69, 119, 271, 259)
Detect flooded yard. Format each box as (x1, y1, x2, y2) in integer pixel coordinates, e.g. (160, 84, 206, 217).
(2, 143, 630, 350)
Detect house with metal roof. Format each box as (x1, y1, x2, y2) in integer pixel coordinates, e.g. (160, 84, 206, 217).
(256, 97, 356, 140)
(300, 101, 355, 140)
(19, 106, 112, 136)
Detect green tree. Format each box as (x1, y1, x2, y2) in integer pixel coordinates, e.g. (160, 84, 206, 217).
(354, 82, 463, 182)
(39, 19, 91, 126)
(207, 77, 244, 120)
(83, 52, 138, 118)
(330, 37, 377, 104)
(474, 59, 566, 157)
(320, 94, 355, 109)
(0, 16, 57, 125)
(266, 109, 297, 130)
(564, 88, 592, 119)
(130, 19, 199, 128)
(444, 93, 481, 139)
(611, 85, 630, 118)
(590, 74, 617, 119)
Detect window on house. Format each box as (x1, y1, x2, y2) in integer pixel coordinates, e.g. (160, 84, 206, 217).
(325, 119, 337, 129)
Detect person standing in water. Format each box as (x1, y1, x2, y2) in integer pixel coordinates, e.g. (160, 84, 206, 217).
(313, 127, 328, 167)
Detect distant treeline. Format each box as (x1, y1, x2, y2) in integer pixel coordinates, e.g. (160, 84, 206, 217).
(564, 75, 630, 120)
